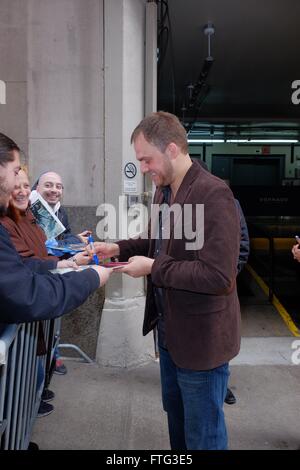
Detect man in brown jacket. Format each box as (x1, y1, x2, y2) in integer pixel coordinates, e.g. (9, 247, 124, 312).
(93, 112, 241, 450)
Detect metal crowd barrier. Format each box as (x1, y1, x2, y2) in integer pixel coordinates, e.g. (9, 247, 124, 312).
(0, 318, 60, 450)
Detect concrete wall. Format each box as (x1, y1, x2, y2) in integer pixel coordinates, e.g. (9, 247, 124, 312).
(0, 0, 28, 157)
(27, 0, 104, 206)
(96, 0, 155, 367)
(26, 0, 106, 358)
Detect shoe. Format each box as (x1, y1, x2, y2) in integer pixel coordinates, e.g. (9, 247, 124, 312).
(27, 442, 39, 451)
(54, 359, 67, 375)
(37, 400, 54, 417)
(41, 388, 55, 402)
(225, 388, 236, 405)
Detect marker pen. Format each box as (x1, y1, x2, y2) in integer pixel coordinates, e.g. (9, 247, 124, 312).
(88, 234, 99, 265)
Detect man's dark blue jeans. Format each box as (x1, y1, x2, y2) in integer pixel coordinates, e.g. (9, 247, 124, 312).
(159, 346, 229, 450)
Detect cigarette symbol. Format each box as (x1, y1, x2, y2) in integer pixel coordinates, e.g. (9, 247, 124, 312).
(124, 162, 137, 178)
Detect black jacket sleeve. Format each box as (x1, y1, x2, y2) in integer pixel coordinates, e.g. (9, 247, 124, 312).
(23, 257, 57, 273)
(0, 225, 99, 324)
(57, 207, 81, 244)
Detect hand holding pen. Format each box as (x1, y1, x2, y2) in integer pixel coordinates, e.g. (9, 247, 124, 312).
(88, 234, 99, 265)
(89, 241, 120, 260)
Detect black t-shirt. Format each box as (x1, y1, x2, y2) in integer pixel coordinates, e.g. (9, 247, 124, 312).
(153, 186, 171, 349)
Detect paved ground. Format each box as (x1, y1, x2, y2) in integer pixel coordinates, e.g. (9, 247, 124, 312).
(31, 271, 300, 450)
(31, 358, 300, 450)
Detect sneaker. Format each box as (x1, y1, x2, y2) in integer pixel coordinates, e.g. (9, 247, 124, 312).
(54, 359, 67, 375)
(37, 401, 54, 418)
(225, 387, 237, 405)
(41, 388, 55, 402)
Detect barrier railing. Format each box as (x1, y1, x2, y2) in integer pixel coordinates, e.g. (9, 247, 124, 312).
(0, 315, 91, 450)
(0, 319, 56, 450)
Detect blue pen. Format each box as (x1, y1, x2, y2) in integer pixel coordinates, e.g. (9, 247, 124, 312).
(88, 234, 99, 265)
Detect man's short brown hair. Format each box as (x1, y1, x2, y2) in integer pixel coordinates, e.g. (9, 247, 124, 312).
(130, 111, 188, 154)
(0, 133, 20, 167)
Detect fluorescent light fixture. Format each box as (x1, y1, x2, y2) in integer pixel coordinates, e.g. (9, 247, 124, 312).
(226, 139, 249, 143)
(187, 139, 224, 143)
(226, 139, 298, 144)
(249, 139, 298, 143)
(188, 138, 299, 144)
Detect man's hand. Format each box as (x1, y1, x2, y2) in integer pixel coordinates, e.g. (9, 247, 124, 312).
(90, 242, 120, 261)
(77, 230, 92, 244)
(114, 256, 154, 278)
(90, 265, 113, 286)
(73, 251, 92, 266)
(57, 259, 79, 270)
(292, 244, 300, 262)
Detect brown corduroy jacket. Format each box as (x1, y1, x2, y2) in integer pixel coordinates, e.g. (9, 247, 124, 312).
(118, 161, 241, 370)
(1, 208, 59, 263)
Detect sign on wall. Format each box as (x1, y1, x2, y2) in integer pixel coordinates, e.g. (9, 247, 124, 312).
(124, 162, 137, 179)
(123, 162, 138, 194)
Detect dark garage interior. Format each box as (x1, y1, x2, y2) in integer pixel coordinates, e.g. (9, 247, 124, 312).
(157, 0, 300, 328)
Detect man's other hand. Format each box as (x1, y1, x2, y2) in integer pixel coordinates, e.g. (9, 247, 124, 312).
(114, 256, 154, 278)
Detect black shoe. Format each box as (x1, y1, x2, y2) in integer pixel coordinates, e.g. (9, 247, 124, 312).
(54, 360, 67, 375)
(37, 401, 54, 418)
(225, 388, 236, 405)
(41, 388, 55, 402)
(28, 442, 39, 451)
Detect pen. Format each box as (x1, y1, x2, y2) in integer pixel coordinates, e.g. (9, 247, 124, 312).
(88, 234, 99, 265)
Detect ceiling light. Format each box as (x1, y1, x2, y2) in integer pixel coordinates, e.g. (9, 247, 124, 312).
(248, 139, 298, 143)
(187, 139, 224, 143)
(226, 140, 250, 143)
(226, 139, 299, 143)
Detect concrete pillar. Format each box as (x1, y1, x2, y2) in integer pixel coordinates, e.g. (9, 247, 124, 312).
(96, 0, 155, 367)
(27, 0, 106, 359)
(0, 0, 28, 156)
